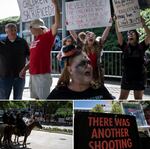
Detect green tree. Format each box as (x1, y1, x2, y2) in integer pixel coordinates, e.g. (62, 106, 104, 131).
(55, 107, 72, 117)
(54, 101, 72, 117)
(91, 104, 104, 113)
(138, 8, 150, 43)
(0, 101, 30, 110)
(111, 102, 122, 114)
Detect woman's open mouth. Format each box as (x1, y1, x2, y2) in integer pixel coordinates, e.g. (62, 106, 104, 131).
(89, 39, 94, 42)
(129, 37, 133, 41)
(84, 70, 92, 76)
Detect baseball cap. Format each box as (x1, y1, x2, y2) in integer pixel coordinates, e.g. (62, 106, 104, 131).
(61, 45, 81, 60)
(30, 18, 47, 29)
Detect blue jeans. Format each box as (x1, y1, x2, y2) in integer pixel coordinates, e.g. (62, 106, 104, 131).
(0, 77, 25, 99)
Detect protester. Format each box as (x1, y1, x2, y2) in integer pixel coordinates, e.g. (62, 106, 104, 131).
(20, 0, 60, 99)
(69, 25, 112, 85)
(115, 17, 150, 99)
(47, 45, 113, 99)
(0, 23, 29, 99)
(16, 112, 26, 135)
(57, 36, 74, 70)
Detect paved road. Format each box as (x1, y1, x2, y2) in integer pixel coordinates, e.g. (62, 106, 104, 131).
(7, 130, 73, 149)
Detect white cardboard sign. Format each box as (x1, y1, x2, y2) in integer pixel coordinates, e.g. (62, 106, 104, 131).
(113, 0, 142, 32)
(66, 0, 112, 30)
(17, 0, 55, 22)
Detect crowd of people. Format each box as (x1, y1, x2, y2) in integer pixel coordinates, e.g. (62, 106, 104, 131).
(0, 0, 150, 100)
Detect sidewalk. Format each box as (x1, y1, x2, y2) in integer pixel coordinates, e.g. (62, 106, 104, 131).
(105, 80, 150, 100)
(11, 77, 150, 100)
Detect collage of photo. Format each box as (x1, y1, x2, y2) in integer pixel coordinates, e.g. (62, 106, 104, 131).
(0, 0, 150, 149)
(0, 101, 150, 148)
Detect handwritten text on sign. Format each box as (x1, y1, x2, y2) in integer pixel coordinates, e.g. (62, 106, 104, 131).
(17, 0, 55, 22)
(66, 0, 111, 30)
(113, 0, 142, 32)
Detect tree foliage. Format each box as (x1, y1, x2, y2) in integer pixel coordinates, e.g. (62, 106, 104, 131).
(137, 8, 150, 44)
(55, 107, 72, 117)
(0, 101, 29, 110)
(91, 104, 104, 113)
(111, 102, 122, 114)
(0, 101, 72, 117)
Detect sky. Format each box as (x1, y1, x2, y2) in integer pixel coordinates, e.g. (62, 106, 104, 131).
(0, 0, 20, 19)
(74, 100, 112, 111)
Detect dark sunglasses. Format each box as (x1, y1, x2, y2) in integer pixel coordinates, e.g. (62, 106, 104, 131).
(76, 60, 91, 68)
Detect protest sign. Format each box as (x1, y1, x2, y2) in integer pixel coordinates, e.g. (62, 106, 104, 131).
(121, 102, 148, 126)
(113, 0, 142, 32)
(17, 0, 55, 22)
(66, 0, 111, 30)
(74, 112, 140, 149)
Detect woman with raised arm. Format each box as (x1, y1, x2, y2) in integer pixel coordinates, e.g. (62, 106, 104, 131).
(69, 25, 112, 86)
(20, 0, 60, 99)
(115, 17, 150, 99)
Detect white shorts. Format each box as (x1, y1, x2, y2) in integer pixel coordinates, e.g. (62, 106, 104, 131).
(30, 73, 52, 99)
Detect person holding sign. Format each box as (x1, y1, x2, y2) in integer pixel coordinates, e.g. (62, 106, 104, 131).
(47, 45, 113, 99)
(115, 17, 150, 99)
(69, 25, 112, 87)
(20, 0, 60, 99)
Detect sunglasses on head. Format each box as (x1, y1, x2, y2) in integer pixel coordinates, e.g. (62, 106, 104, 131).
(76, 59, 91, 68)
